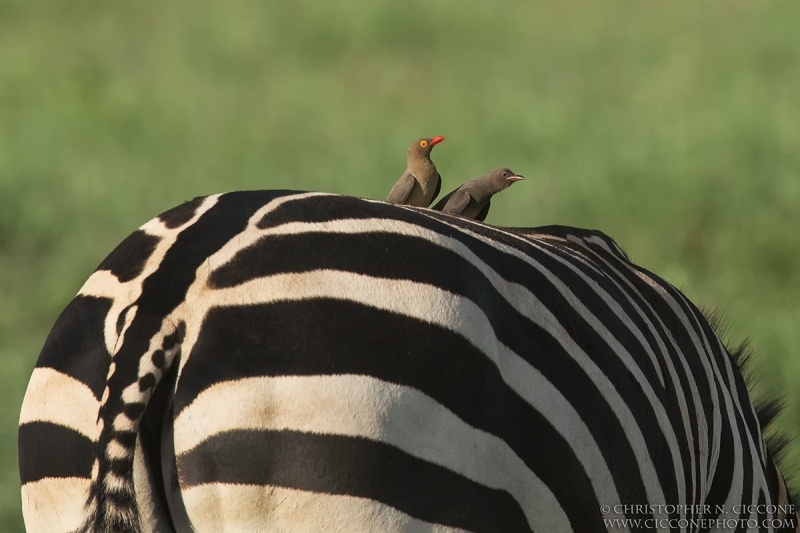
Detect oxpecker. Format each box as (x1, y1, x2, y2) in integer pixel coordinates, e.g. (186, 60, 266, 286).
(432, 167, 524, 222)
(386, 136, 445, 207)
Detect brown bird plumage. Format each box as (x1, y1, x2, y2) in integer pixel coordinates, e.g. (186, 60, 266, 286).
(386, 136, 445, 207)
(432, 167, 524, 221)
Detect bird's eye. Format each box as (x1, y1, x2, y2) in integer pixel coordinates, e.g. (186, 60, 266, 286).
(502, 172, 508, 177)
(420, 140, 428, 148)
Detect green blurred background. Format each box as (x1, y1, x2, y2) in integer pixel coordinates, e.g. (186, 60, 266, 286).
(2, 1, 799, 529)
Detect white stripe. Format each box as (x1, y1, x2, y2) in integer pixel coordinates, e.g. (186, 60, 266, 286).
(583, 234, 628, 261)
(175, 375, 571, 532)
(21, 477, 90, 533)
(182, 483, 473, 533)
(78, 269, 133, 356)
(715, 334, 773, 500)
(19, 368, 100, 441)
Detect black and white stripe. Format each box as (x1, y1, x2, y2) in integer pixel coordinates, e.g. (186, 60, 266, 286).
(19, 191, 797, 532)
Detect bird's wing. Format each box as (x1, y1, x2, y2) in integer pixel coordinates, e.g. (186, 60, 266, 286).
(431, 186, 455, 211)
(430, 172, 442, 206)
(386, 171, 417, 204)
(475, 200, 491, 222)
(440, 189, 472, 215)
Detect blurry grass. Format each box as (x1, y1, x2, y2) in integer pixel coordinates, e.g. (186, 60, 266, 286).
(2, 1, 799, 529)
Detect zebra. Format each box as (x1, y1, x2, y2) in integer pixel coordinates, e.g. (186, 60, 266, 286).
(18, 190, 797, 532)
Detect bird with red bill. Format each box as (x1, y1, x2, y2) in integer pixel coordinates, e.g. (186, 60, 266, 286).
(386, 136, 446, 207)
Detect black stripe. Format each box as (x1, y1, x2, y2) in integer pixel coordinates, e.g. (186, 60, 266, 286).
(256, 193, 383, 228)
(116, 304, 134, 336)
(35, 295, 112, 400)
(19, 422, 94, 483)
(178, 429, 533, 533)
(96, 229, 161, 283)
(758, 490, 769, 533)
(158, 196, 205, 229)
(703, 388, 736, 518)
(731, 378, 756, 529)
(178, 300, 608, 532)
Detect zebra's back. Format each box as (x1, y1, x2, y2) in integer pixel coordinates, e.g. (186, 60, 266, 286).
(19, 191, 797, 532)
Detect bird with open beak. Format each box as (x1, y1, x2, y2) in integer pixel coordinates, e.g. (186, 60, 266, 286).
(386, 136, 446, 207)
(432, 167, 525, 222)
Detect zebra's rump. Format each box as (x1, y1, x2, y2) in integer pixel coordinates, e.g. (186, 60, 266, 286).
(19, 191, 798, 533)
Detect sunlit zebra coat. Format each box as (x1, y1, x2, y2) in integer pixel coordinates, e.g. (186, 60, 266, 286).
(19, 190, 798, 532)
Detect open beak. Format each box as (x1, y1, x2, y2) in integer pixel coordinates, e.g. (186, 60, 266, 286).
(430, 136, 446, 146)
(506, 175, 525, 183)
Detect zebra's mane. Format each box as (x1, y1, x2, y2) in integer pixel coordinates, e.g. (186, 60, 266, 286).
(702, 307, 797, 503)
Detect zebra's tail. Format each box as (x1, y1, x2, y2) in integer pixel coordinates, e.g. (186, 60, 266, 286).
(80, 314, 186, 533)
